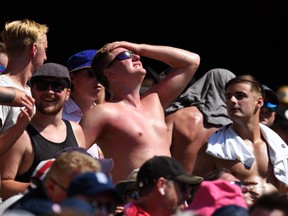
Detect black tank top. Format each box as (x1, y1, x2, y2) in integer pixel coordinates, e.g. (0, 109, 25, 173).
(15, 119, 79, 182)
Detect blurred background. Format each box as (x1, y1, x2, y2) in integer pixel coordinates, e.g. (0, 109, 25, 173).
(1, 0, 287, 91)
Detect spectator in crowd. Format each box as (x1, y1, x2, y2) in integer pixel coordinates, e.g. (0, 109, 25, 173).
(0, 63, 86, 200)
(3, 150, 103, 215)
(0, 158, 55, 214)
(0, 41, 8, 73)
(64, 49, 106, 159)
(276, 85, 288, 108)
(271, 105, 288, 144)
(80, 41, 200, 183)
(0, 86, 34, 107)
(185, 179, 249, 216)
(0, 18, 47, 155)
(204, 167, 257, 206)
(193, 75, 288, 205)
(115, 168, 139, 215)
(123, 156, 203, 216)
(260, 84, 279, 127)
(249, 191, 288, 216)
(56, 171, 121, 216)
(165, 68, 235, 173)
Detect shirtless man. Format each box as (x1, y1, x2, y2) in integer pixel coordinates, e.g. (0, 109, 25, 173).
(193, 74, 288, 204)
(165, 68, 235, 173)
(80, 41, 200, 183)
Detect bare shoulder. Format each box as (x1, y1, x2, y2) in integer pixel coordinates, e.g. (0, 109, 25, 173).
(0, 130, 31, 173)
(69, 120, 83, 131)
(193, 143, 216, 176)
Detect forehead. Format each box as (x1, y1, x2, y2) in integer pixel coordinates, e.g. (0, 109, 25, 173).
(110, 47, 129, 56)
(226, 82, 252, 93)
(33, 77, 65, 82)
(219, 173, 239, 181)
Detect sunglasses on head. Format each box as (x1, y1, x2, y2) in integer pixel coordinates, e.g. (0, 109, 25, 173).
(262, 101, 278, 112)
(106, 51, 134, 68)
(33, 79, 69, 93)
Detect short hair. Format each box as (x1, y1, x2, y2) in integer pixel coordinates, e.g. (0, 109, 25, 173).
(1, 19, 48, 57)
(249, 192, 288, 215)
(91, 43, 115, 90)
(44, 151, 101, 182)
(204, 168, 232, 181)
(225, 74, 264, 97)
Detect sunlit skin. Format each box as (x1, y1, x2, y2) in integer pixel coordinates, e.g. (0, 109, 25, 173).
(0, 78, 86, 200)
(194, 81, 288, 206)
(80, 41, 200, 183)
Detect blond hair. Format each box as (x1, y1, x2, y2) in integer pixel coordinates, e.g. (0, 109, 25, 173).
(45, 151, 101, 181)
(1, 19, 48, 57)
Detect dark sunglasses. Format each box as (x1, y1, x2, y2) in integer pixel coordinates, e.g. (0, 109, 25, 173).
(33, 79, 69, 93)
(262, 101, 278, 112)
(106, 51, 134, 68)
(230, 181, 244, 188)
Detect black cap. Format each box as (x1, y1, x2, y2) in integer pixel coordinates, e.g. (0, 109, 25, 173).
(31, 63, 71, 87)
(137, 156, 203, 188)
(262, 84, 279, 105)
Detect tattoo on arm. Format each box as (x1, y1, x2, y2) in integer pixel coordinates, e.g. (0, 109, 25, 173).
(0, 89, 15, 103)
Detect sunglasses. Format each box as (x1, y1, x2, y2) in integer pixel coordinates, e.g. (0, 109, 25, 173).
(106, 51, 134, 68)
(262, 101, 278, 112)
(33, 79, 69, 93)
(230, 181, 244, 188)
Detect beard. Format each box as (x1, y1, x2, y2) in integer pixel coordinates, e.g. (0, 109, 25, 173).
(35, 102, 63, 115)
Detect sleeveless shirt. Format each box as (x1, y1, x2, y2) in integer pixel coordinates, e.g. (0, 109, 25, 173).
(15, 120, 79, 182)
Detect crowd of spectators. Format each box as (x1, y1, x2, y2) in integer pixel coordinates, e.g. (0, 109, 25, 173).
(0, 18, 288, 216)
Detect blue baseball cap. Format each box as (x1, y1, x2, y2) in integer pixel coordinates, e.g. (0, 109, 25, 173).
(67, 172, 121, 202)
(66, 49, 97, 73)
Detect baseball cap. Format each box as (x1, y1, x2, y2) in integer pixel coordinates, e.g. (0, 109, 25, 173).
(137, 156, 203, 188)
(30, 62, 71, 87)
(275, 105, 288, 127)
(186, 180, 248, 216)
(67, 172, 121, 202)
(30, 158, 55, 187)
(277, 85, 288, 104)
(115, 168, 139, 196)
(66, 49, 97, 73)
(262, 84, 279, 105)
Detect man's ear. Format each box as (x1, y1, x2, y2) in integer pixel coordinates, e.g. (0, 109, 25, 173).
(258, 97, 264, 108)
(32, 43, 37, 57)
